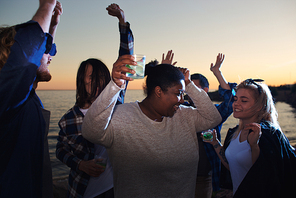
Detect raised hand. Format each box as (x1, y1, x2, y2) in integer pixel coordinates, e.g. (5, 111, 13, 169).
(161, 50, 177, 66)
(245, 123, 262, 146)
(50, 1, 62, 27)
(112, 55, 137, 87)
(106, 3, 126, 24)
(210, 53, 225, 74)
(244, 123, 261, 164)
(33, 0, 57, 32)
(177, 67, 190, 85)
(49, 1, 62, 39)
(210, 53, 230, 90)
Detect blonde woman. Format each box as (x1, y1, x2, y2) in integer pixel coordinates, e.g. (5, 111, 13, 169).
(204, 79, 296, 198)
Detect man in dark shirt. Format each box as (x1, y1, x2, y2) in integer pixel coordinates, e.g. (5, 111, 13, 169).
(0, 1, 62, 197)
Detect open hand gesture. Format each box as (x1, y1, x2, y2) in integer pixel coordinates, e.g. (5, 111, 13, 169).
(161, 50, 177, 65)
(210, 53, 225, 74)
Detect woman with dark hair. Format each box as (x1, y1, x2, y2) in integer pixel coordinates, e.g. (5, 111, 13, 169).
(75, 58, 111, 109)
(82, 55, 222, 197)
(204, 79, 296, 198)
(56, 4, 133, 198)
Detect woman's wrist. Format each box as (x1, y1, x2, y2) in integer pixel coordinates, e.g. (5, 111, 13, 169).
(213, 140, 222, 148)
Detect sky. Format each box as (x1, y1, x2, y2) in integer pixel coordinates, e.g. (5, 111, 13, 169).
(0, 0, 295, 90)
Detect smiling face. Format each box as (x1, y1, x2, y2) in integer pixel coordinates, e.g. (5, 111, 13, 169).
(233, 88, 260, 123)
(159, 80, 185, 117)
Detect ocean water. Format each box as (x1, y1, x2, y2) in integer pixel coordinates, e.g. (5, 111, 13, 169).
(36, 90, 296, 179)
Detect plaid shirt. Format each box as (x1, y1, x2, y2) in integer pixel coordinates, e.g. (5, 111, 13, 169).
(56, 22, 134, 198)
(204, 83, 236, 192)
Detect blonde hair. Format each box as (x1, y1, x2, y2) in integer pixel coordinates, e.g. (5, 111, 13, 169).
(0, 26, 16, 70)
(233, 79, 280, 138)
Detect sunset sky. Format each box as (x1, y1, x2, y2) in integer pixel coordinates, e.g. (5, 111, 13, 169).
(1, 0, 295, 90)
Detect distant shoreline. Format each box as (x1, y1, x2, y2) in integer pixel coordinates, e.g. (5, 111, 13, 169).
(208, 89, 296, 109)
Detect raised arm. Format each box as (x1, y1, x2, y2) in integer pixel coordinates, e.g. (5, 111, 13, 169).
(107, 4, 134, 56)
(82, 55, 136, 146)
(180, 67, 222, 132)
(244, 123, 261, 164)
(210, 53, 230, 90)
(106, 3, 126, 25)
(49, 1, 62, 42)
(32, 0, 57, 33)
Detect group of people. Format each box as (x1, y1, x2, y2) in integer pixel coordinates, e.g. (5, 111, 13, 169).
(0, 1, 296, 198)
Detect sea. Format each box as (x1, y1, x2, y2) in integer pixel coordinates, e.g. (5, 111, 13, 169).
(36, 90, 296, 179)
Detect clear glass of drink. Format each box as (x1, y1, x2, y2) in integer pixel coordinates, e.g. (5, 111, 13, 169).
(126, 54, 146, 79)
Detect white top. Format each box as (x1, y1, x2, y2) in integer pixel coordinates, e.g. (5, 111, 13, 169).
(82, 80, 222, 198)
(225, 131, 253, 193)
(79, 108, 113, 198)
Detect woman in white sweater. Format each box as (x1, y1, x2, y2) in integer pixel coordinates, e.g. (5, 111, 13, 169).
(82, 55, 222, 198)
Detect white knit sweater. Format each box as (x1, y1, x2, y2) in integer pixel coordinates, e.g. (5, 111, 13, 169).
(82, 80, 222, 198)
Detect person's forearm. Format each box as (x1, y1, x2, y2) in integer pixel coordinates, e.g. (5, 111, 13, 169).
(82, 80, 123, 146)
(119, 22, 134, 56)
(186, 82, 222, 131)
(213, 70, 230, 90)
(49, 25, 57, 42)
(213, 141, 230, 170)
(32, 1, 56, 33)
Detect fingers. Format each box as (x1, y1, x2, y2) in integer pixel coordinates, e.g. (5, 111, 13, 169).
(166, 50, 174, 60)
(177, 67, 187, 75)
(245, 123, 261, 133)
(106, 3, 123, 17)
(161, 50, 176, 65)
(112, 55, 137, 85)
(245, 123, 262, 145)
(210, 63, 214, 70)
(86, 160, 106, 177)
(216, 53, 225, 64)
(54, 1, 63, 15)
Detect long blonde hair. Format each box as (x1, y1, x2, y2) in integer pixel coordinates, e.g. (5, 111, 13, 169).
(233, 79, 280, 138)
(0, 26, 16, 70)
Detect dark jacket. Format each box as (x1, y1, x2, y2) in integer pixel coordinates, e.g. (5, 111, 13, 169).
(220, 120, 296, 198)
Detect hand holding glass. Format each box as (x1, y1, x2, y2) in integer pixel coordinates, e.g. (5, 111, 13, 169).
(202, 130, 213, 141)
(95, 155, 107, 169)
(126, 54, 146, 79)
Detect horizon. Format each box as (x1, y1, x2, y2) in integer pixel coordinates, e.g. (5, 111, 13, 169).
(36, 82, 296, 91)
(1, 0, 295, 90)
